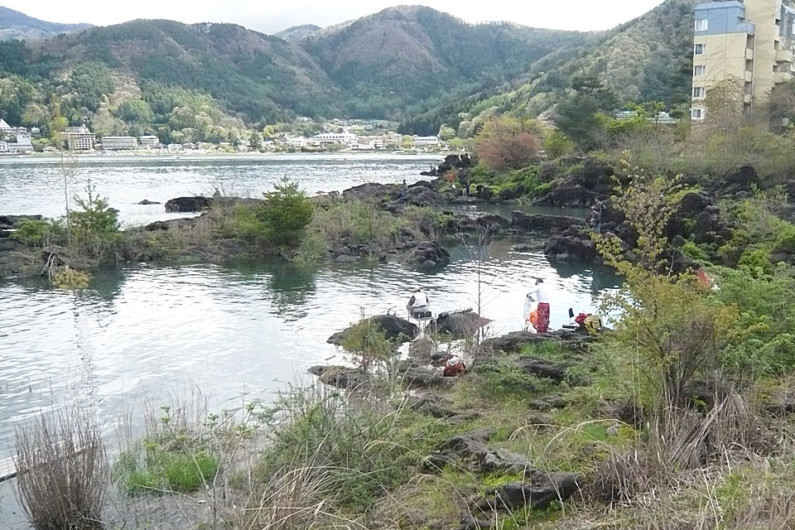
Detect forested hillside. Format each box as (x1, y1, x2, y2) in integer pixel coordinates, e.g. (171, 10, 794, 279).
(0, 1, 700, 141)
(301, 6, 593, 118)
(401, 0, 696, 135)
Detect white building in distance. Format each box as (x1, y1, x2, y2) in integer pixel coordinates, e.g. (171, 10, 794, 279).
(102, 136, 138, 150)
(139, 135, 159, 148)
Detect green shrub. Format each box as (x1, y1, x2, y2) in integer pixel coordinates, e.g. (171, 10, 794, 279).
(114, 445, 218, 494)
(11, 218, 64, 247)
(236, 179, 313, 250)
(737, 247, 773, 277)
(68, 181, 120, 260)
(680, 240, 710, 262)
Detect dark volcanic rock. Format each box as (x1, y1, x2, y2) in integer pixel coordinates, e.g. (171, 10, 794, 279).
(533, 158, 615, 207)
(474, 473, 581, 512)
(399, 365, 455, 389)
(138, 199, 161, 205)
(401, 241, 450, 271)
(712, 165, 759, 198)
(328, 314, 419, 345)
(544, 234, 598, 262)
(164, 196, 211, 213)
(308, 365, 369, 390)
(511, 212, 585, 232)
(431, 309, 490, 338)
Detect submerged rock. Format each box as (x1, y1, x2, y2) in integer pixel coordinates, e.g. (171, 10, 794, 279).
(327, 314, 419, 345)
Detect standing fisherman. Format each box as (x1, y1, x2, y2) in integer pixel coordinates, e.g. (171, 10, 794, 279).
(528, 278, 551, 333)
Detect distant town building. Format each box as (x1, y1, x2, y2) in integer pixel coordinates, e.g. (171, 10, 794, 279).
(139, 135, 159, 148)
(64, 126, 96, 150)
(101, 136, 138, 150)
(0, 142, 7, 153)
(0, 119, 12, 137)
(311, 132, 358, 147)
(287, 137, 309, 148)
(414, 135, 440, 146)
(691, 0, 795, 122)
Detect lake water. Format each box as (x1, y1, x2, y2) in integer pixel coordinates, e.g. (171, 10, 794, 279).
(0, 153, 441, 227)
(0, 155, 617, 528)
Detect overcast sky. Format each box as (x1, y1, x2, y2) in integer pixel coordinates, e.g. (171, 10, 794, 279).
(3, 1, 667, 34)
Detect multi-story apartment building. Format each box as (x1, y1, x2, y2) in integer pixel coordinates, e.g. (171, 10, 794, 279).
(63, 126, 96, 150)
(691, 0, 795, 122)
(101, 136, 138, 150)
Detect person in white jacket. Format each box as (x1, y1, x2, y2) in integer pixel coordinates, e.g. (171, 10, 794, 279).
(407, 288, 429, 317)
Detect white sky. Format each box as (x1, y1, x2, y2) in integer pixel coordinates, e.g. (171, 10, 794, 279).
(2, 1, 667, 34)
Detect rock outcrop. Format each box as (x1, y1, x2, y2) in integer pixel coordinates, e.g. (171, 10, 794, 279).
(511, 211, 585, 233)
(328, 314, 419, 345)
(400, 241, 450, 271)
(430, 309, 490, 338)
(164, 196, 212, 213)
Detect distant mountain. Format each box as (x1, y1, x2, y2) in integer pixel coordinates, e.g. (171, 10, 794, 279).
(0, 6, 92, 40)
(302, 6, 595, 118)
(406, 0, 696, 134)
(275, 24, 321, 42)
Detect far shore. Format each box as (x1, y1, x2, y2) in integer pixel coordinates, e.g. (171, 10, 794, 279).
(0, 149, 453, 163)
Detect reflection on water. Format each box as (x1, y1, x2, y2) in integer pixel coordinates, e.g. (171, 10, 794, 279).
(0, 242, 619, 463)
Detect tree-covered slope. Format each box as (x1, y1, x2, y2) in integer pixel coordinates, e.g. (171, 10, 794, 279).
(401, 0, 697, 134)
(301, 6, 595, 119)
(0, 6, 92, 41)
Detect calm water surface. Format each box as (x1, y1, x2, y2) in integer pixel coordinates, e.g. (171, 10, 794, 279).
(0, 156, 616, 528)
(0, 153, 441, 226)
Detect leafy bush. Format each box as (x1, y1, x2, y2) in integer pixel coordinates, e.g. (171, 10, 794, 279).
(236, 178, 313, 250)
(11, 218, 64, 247)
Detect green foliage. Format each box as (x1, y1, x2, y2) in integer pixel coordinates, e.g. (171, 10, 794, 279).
(114, 446, 218, 494)
(11, 218, 64, 247)
(714, 266, 795, 377)
(340, 317, 398, 375)
(68, 181, 120, 261)
(257, 385, 440, 513)
(595, 174, 739, 411)
(543, 130, 574, 159)
(237, 179, 313, 250)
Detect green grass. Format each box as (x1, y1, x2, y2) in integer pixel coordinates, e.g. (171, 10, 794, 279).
(114, 445, 219, 494)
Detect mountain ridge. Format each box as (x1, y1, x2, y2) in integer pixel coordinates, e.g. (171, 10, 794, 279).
(0, 6, 92, 40)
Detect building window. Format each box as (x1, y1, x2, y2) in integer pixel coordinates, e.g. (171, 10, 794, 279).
(694, 65, 706, 76)
(695, 19, 708, 31)
(691, 108, 704, 120)
(694, 43, 705, 55)
(693, 87, 706, 98)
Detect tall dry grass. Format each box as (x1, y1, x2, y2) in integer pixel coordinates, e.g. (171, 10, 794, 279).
(15, 406, 108, 530)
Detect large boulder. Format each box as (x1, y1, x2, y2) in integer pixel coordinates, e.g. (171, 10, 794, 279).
(401, 241, 450, 271)
(544, 234, 598, 262)
(473, 473, 581, 512)
(431, 309, 491, 338)
(712, 165, 759, 198)
(511, 212, 585, 233)
(164, 196, 212, 213)
(327, 314, 419, 346)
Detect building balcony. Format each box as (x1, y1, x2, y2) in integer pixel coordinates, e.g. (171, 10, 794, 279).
(745, 71, 754, 82)
(776, 49, 794, 63)
(746, 48, 754, 60)
(774, 71, 792, 84)
(743, 94, 752, 104)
